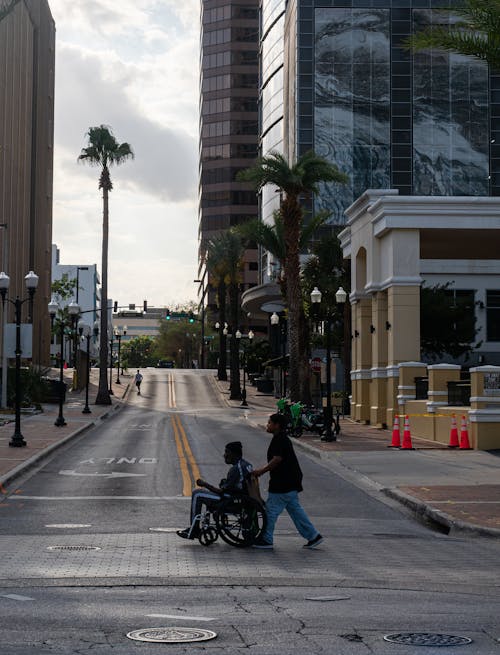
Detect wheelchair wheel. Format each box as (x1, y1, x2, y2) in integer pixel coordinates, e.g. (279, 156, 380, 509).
(198, 526, 218, 546)
(215, 496, 266, 547)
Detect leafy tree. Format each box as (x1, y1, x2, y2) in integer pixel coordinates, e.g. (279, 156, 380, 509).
(51, 273, 77, 302)
(156, 317, 202, 368)
(405, 0, 500, 72)
(238, 150, 348, 402)
(420, 283, 480, 361)
(78, 125, 134, 405)
(120, 336, 158, 369)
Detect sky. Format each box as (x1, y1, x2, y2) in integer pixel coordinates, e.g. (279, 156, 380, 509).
(50, 0, 200, 309)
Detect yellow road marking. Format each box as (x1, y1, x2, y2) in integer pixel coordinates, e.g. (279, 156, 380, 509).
(167, 372, 176, 408)
(171, 414, 200, 496)
(176, 414, 201, 483)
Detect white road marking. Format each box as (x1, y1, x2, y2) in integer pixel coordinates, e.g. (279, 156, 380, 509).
(146, 614, 215, 622)
(45, 524, 92, 528)
(59, 470, 147, 478)
(1, 594, 34, 602)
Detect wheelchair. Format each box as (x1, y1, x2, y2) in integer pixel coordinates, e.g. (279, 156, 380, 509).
(192, 492, 267, 548)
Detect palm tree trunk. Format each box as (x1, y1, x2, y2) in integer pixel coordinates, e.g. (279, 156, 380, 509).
(95, 185, 111, 405)
(228, 282, 241, 400)
(283, 197, 304, 402)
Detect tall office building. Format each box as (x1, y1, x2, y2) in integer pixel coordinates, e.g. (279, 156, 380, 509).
(0, 0, 55, 364)
(284, 0, 496, 223)
(198, 0, 260, 310)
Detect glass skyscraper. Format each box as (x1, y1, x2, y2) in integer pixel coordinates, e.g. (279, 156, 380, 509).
(282, 0, 497, 224)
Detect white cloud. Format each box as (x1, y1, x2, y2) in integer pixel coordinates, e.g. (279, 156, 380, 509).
(50, 0, 201, 305)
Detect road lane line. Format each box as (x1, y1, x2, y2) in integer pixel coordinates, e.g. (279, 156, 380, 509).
(146, 614, 215, 622)
(175, 414, 201, 484)
(1, 594, 34, 602)
(171, 415, 192, 496)
(167, 371, 176, 408)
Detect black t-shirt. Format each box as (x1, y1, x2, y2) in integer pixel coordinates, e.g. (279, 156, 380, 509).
(267, 432, 303, 493)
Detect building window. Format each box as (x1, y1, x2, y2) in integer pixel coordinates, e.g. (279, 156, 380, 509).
(249, 262, 258, 271)
(486, 291, 500, 342)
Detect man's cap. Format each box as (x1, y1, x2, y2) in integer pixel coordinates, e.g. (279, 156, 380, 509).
(225, 441, 242, 455)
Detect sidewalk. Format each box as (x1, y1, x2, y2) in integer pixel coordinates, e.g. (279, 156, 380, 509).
(0, 369, 130, 489)
(216, 375, 500, 538)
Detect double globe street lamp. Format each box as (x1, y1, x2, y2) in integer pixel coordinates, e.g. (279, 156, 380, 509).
(48, 297, 80, 427)
(310, 285, 347, 442)
(235, 329, 254, 407)
(0, 270, 39, 447)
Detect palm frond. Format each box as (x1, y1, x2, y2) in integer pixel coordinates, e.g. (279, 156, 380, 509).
(404, 0, 500, 71)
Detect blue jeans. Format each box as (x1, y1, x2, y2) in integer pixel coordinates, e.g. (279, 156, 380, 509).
(262, 490, 318, 544)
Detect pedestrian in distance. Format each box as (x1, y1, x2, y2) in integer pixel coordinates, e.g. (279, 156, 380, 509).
(177, 441, 253, 540)
(134, 370, 143, 394)
(252, 413, 323, 550)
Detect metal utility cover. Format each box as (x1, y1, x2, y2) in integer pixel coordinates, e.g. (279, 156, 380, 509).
(384, 633, 472, 647)
(127, 627, 217, 643)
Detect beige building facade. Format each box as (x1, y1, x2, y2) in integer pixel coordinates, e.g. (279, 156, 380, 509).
(0, 0, 55, 365)
(339, 190, 500, 449)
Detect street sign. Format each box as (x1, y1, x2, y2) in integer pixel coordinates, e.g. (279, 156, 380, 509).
(311, 357, 321, 373)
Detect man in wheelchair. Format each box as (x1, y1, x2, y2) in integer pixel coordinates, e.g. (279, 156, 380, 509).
(176, 441, 253, 540)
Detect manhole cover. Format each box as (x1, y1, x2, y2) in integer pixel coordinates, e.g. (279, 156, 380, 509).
(126, 627, 217, 643)
(384, 633, 472, 647)
(47, 545, 101, 551)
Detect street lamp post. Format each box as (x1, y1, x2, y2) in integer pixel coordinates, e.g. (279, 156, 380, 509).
(48, 297, 80, 428)
(108, 330, 114, 395)
(69, 300, 80, 389)
(310, 286, 348, 442)
(114, 327, 126, 384)
(0, 270, 39, 447)
(236, 329, 254, 407)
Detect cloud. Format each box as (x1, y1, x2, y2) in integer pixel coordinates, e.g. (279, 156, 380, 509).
(56, 45, 197, 201)
(50, 0, 201, 305)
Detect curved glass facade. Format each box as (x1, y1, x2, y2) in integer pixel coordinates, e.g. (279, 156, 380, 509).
(306, 3, 493, 225)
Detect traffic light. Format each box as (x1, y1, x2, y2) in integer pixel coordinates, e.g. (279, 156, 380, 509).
(143, 300, 147, 313)
(113, 301, 118, 312)
(166, 308, 171, 320)
(188, 311, 194, 323)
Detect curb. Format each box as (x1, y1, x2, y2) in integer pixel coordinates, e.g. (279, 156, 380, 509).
(0, 391, 127, 489)
(381, 487, 500, 539)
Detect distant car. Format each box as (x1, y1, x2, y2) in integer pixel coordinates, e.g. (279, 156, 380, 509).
(157, 360, 174, 368)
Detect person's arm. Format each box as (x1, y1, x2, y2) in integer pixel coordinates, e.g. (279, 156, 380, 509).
(253, 455, 282, 478)
(196, 478, 222, 494)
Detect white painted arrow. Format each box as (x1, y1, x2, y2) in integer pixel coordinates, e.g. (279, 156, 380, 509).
(59, 470, 147, 479)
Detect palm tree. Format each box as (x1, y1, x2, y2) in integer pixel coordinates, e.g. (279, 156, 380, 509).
(405, 0, 500, 72)
(206, 231, 245, 398)
(206, 238, 229, 381)
(78, 125, 134, 404)
(238, 150, 347, 401)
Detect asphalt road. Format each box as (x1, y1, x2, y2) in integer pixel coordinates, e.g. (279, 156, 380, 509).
(1, 369, 499, 654)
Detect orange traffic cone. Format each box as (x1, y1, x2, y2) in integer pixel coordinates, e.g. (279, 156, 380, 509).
(448, 414, 459, 448)
(401, 415, 414, 449)
(459, 415, 472, 450)
(388, 415, 401, 448)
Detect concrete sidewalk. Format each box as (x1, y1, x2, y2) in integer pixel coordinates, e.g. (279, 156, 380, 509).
(216, 375, 500, 538)
(0, 369, 130, 489)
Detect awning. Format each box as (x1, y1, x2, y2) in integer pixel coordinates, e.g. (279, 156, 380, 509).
(263, 354, 289, 368)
